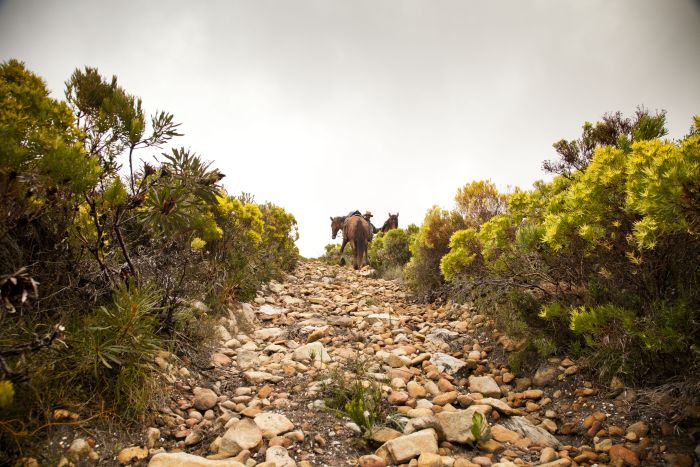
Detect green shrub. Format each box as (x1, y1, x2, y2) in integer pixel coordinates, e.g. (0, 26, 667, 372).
(404, 207, 465, 300)
(368, 226, 416, 277)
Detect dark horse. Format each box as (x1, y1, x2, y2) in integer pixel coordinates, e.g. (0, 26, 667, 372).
(381, 213, 399, 232)
(330, 214, 369, 269)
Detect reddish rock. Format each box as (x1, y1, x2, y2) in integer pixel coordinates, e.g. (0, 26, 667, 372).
(609, 444, 640, 466)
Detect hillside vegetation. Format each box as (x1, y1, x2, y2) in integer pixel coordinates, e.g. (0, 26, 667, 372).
(0, 60, 298, 459)
(364, 109, 699, 387)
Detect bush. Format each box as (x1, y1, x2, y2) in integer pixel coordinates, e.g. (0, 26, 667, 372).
(0, 60, 299, 460)
(404, 207, 465, 300)
(368, 225, 417, 277)
(439, 111, 700, 383)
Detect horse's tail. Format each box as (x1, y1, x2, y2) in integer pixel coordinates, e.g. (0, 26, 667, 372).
(357, 219, 369, 268)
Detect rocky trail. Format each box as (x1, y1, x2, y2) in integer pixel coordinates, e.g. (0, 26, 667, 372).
(66, 261, 697, 467)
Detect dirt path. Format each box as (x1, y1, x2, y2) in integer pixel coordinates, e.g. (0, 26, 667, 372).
(105, 260, 696, 467)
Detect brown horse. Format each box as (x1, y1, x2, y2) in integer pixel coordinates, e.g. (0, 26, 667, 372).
(381, 213, 399, 232)
(330, 214, 369, 269)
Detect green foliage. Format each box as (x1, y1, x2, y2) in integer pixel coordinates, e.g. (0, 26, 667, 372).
(368, 227, 415, 277)
(404, 206, 465, 299)
(0, 60, 299, 459)
(0, 381, 13, 409)
(37, 281, 163, 418)
(321, 353, 389, 440)
(467, 411, 492, 447)
(455, 180, 507, 228)
(435, 110, 700, 383)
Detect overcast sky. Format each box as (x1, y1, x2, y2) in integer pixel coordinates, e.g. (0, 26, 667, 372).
(2, 1, 699, 257)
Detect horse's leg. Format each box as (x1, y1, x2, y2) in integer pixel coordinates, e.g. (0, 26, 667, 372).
(339, 238, 348, 266)
(352, 240, 359, 270)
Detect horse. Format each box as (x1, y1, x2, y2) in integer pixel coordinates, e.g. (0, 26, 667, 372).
(330, 214, 369, 269)
(381, 213, 399, 233)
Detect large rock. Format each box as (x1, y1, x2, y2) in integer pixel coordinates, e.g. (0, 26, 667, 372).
(292, 342, 330, 363)
(430, 353, 467, 375)
(381, 428, 439, 464)
(254, 412, 295, 437)
(468, 375, 501, 397)
(193, 387, 218, 410)
(435, 407, 490, 444)
(221, 418, 263, 455)
(500, 416, 561, 448)
(149, 453, 246, 466)
(264, 446, 296, 467)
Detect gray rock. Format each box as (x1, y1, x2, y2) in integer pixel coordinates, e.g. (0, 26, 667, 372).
(425, 328, 458, 345)
(258, 304, 287, 317)
(500, 416, 561, 448)
(430, 352, 467, 375)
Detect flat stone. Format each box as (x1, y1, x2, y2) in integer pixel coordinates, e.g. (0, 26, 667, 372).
(491, 425, 521, 444)
(243, 371, 283, 384)
(500, 416, 560, 448)
(149, 453, 246, 466)
(358, 454, 387, 467)
(381, 428, 439, 464)
(468, 376, 501, 397)
(478, 398, 514, 415)
(258, 304, 287, 316)
(254, 412, 294, 437)
(371, 427, 402, 444)
(430, 353, 467, 375)
(254, 328, 284, 340)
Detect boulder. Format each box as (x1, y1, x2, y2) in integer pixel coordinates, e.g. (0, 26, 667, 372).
(220, 418, 262, 455)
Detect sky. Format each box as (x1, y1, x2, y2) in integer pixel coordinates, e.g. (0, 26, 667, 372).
(1, 1, 699, 257)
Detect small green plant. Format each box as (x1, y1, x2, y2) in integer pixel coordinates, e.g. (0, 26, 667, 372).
(320, 353, 389, 440)
(467, 411, 492, 447)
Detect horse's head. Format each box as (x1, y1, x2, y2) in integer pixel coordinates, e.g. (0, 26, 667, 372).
(330, 216, 345, 239)
(386, 213, 399, 230)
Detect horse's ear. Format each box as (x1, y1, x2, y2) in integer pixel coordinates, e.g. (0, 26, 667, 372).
(396, 212, 399, 217)
(330, 216, 333, 221)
